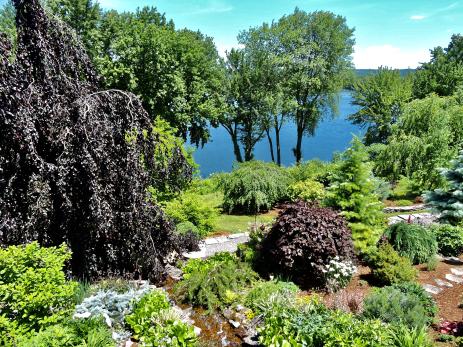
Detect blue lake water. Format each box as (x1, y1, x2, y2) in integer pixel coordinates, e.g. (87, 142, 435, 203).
(191, 90, 363, 177)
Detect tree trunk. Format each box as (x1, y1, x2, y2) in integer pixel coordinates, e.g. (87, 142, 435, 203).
(265, 128, 275, 162)
(231, 132, 243, 163)
(275, 125, 281, 166)
(293, 114, 304, 163)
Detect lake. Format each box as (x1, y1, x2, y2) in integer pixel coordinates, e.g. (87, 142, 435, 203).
(191, 90, 363, 177)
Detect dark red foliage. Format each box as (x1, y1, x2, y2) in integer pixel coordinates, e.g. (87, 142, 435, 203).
(0, 0, 193, 282)
(259, 201, 355, 288)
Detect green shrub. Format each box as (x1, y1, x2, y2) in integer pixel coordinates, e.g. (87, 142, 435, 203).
(244, 280, 299, 313)
(16, 317, 114, 347)
(326, 138, 385, 254)
(175, 257, 258, 311)
(385, 222, 438, 264)
(176, 221, 200, 236)
(180, 252, 238, 279)
(430, 224, 463, 256)
(0, 242, 78, 342)
(125, 290, 197, 346)
(164, 192, 219, 237)
(221, 161, 290, 214)
(368, 243, 418, 285)
(426, 254, 439, 271)
(372, 176, 392, 201)
(390, 325, 433, 347)
(258, 296, 394, 347)
(287, 159, 336, 185)
(392, 282, 438, 320)
(288, 179, 326, 202)
(362, 284, 436, 329)
(394, 199, 414, 206)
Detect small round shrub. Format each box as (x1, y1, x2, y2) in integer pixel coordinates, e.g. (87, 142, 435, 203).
(176, 221, 200, 236)
(392, 282, 438, 320)
(430, 224, 463, 256)
(259, 201, 355, 288)
(221, 161, 290, 214)
(367, 243, 418, 285)
(288, 179, 326, 202)
(385, 222, 438, 264)
(164, 192, 219, 237)
(362, 284, 436, 328)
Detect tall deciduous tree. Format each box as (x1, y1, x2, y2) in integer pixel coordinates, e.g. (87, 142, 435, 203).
(349, 67, 412, 145)
(272, 9, 355, 163)
(373, 94, 463, 190)
(413, 34, 463, 98)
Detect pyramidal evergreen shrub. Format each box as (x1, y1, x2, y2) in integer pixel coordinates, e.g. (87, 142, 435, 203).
(425, 151, 463, 225)
(326, 137, 385, 254)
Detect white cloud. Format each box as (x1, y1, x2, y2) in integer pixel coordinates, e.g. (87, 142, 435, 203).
(352, 45, 430, 69)
(215, 42, 242, 58)
(410, 15, 426, 20)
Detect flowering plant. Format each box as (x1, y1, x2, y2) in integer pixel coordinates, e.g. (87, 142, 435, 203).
(322, 257, 356, 292)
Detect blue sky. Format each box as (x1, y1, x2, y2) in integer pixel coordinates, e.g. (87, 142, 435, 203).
(3, 0, 463, 68)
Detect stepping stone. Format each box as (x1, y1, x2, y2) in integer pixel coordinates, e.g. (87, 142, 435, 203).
(215, 236, 229, 243)
(204, 238, 219, 245)
(228, 233, 245, 239)
(423, 284, 443, 294)
(444, 256, 463, 265)
(435, 278, 453, 288)
(451, 268, 463, 276)
(445, 273, 463, 283)
(183, 247, 206, 259)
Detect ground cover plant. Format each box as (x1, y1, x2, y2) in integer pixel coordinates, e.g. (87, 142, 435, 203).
(174, 253, 259, 311)
(259, 201, 355, 288)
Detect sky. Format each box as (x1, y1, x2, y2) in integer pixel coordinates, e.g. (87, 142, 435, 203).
(3, 0, 463, 68)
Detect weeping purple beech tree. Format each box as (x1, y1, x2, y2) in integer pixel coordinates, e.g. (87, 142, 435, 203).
(0, 0, 193, 282)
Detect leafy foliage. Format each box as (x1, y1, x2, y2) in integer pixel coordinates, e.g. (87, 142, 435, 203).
(425, 151, 463, 225)
(258, 295, 395, 347)
(374, 94, 463, 190)
(385, 222, 438, 264)
(221, 161, 290, 214)
(350, 67, 413, 145)
(244, 280, 299, 314)
(174, 256, 258, 311)
(326, 137, 385, 253)
(0, 243, 77, 343)
(287, 159, 337, 185)
(288, 179, 326, 202)
(125, 290, 197, 347)
(164, 192, 219, 237)
(367, 243, 418, 285)
(362, 283, 437, 328)
(16, 317, 114, 347)
(413, 34, 463, 98)
(430, 224, 463, 256)
(259, 201, 355, 288)
(0, 0, 192, 281)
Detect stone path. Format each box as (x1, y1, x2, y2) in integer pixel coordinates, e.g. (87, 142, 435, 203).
(184, 209, 437, 259)
(422, 257, 463, 295)
(183, 232, 250, 259)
